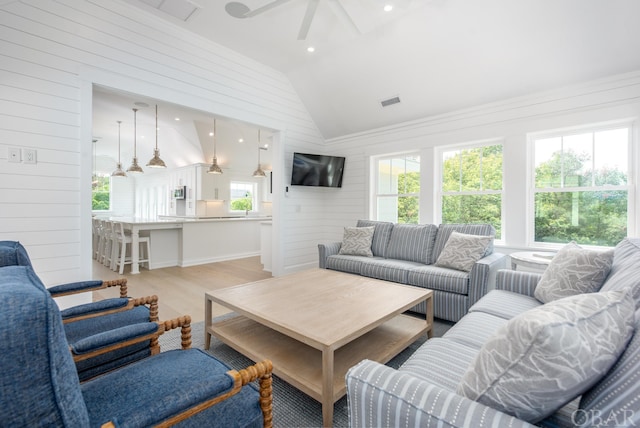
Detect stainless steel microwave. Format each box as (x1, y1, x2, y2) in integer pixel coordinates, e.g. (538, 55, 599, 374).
(174, 186, 186, 199)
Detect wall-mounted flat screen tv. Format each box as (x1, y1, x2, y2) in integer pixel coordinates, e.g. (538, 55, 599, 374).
(291, 152, 345, 188)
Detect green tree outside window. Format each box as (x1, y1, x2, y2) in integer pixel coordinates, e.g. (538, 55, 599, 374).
(92, 174, 110, 211)
(376, 155, 420, 224)
(533, 146, 627, 246)
(441, 145, 503, 238)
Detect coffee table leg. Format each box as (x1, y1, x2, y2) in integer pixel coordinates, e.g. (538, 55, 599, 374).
(426, 293, 434, 339)
(204, 294, 212, 350)
(322, 348, 334, 427)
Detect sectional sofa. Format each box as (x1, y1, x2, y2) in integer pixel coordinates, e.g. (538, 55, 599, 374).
(318, 221, 507, 322)
(346, 237, 640, 427)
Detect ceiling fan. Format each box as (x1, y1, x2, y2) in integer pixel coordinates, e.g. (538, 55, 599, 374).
(225, 0, 360, 40)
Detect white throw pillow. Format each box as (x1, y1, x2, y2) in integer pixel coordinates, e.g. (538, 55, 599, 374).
(457, 290, 635, 423)
(434, 231, 492, 272)
(534, 241, 614, 304)
(338, 226, 375, 257)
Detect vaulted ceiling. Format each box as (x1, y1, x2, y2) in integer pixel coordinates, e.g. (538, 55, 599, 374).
(121, 0, 640, 140)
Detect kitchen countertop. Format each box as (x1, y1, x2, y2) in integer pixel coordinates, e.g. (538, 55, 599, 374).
(157, 215, 272, 222)
(104, 216, 272, 224)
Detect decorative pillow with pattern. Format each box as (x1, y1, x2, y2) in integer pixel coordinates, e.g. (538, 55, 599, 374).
(534, 241, 614, 304)
(457, 290, 635, 423)
(434, 231, 493, 272)
(338, 226, 375, 257)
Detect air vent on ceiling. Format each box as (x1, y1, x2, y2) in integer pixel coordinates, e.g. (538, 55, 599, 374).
(381, 96, 401, 107)
(139, 0, 200, 22)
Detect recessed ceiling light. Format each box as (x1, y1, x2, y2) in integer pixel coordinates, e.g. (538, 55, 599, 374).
(307, 46, 315, 53)
(209, 132, 214, 136)
(384, 4, 393, 12)
(174, 117, 180, 121)
(238, 138, 244, 143)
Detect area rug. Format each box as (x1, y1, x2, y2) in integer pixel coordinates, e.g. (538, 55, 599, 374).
(160, 317, 453, 428)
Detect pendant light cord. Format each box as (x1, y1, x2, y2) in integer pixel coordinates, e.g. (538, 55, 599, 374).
(133, 108, 138, 158)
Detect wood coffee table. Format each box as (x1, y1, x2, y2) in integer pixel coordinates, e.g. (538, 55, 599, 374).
(204, 269, 433, 427)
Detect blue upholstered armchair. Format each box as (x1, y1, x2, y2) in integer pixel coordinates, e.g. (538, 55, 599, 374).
(0, 265, 273, 427)
(0, 240, 161, 380)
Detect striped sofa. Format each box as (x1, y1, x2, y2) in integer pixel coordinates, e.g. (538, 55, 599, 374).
(318, 221, 507, 322)
(346, 237, 640, 427)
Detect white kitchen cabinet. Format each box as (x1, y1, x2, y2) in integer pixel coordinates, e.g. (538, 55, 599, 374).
(260, 221, 272, 272)
(196, 164, 226, 201)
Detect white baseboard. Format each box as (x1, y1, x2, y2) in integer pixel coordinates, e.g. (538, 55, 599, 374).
(179, 251, 261, 268)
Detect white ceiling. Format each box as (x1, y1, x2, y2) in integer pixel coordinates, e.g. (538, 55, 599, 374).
(92, 86, 272, 174)
(119, 0, 640, 141)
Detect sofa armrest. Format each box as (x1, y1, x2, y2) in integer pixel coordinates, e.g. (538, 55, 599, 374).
(48, 278, 128, 298)
(70, 322, 159, 356)
(62, 295, 159, 323)
(318, 242, 342, 269)
(495, 269, 543, 297)
(71, 315, 192, 363)
(468, 252, 507, 306)
(347, 359, 535, 428)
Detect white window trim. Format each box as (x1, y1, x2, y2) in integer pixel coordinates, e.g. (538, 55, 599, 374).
(526, 120, 636, 249)
(229, 181, 259, 213)
(372, 152, 420, 222)
(435, 139, 505, 243)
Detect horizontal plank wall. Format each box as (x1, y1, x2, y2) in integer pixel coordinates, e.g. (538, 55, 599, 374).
(325, 71, 640, 249)
(0, 0, 325, 283)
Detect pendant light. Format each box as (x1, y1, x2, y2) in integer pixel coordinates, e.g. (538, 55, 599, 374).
(127, 108, 143, 174)
(146, 104, 166, 168)
(111, 120, 127, 177)
(252, 130, 267, 178)
(207, 118, 223, 174)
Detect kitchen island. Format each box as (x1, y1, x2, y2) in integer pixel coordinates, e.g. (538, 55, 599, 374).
(109, 216, 271, 274)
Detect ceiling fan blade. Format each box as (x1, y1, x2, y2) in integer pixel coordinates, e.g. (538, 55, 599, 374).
(244, 0, 293, 18)
(327, 0, 361, 35)
(297, 0, 319, 40)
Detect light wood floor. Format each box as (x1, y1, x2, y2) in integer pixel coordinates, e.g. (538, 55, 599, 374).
(92, 257, 272, 323)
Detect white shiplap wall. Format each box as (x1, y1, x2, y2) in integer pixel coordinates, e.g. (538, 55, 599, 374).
(0, 0, 326, 284)
(324, 71, 640, 250)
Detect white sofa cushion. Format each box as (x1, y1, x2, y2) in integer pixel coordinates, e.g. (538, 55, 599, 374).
(338, 226, 375, 257)
(457, 290, 635, 423)
(435, 231, 492, 272)
(534, 241, 614, 304)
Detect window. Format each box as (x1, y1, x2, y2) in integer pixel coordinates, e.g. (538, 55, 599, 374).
(230, 181, 257, 212)
(440, 143, 503, 239)
(375, 154, 420, 223)
(531, 125, 630, 247)
(92, 173, 110, 211)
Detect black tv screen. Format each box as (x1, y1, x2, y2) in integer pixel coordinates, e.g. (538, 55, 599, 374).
(291, 152, 345, 188)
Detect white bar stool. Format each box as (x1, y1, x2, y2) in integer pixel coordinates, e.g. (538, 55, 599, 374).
(92, 218, 101, 260)
(96, 219, 108, 263)
(112, 222, 150, 274)
(101, 220, 114, 268)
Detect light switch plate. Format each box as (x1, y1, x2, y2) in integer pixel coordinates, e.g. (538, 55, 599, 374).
(8, 147, 20, 163)
(23, 148, 37, 164)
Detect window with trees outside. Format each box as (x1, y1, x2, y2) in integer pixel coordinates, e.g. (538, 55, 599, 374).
(230, 181, 257, 213)
(440, 143, 503, 239)
(92, 173, 110, 211)
(375, 155, 420, 224)
(531, 125, 630, 247)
